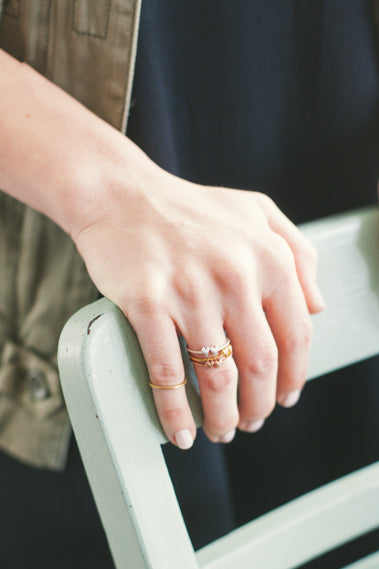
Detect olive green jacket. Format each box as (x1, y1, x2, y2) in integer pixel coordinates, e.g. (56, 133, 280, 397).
(0, 0, 378, 470)
(0, 0, 141, 470)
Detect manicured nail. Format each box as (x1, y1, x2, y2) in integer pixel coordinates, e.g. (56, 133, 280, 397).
(174, 429, 193, 450)
(219, 429, 236, 443)
(244, 419, 265, 433)
(278, 390, 301, 408)
(313, 287, 326, 311)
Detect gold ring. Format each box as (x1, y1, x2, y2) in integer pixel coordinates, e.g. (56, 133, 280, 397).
(187, 338, 231, 357)
(191, 358, 229, 368)
(148, 377, 188, 390)
(189, 344, 233, 368)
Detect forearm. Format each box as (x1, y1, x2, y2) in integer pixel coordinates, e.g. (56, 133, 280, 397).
(0, 48, 149, 236)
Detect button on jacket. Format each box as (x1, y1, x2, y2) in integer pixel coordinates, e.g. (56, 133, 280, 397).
(0, 0, 378, 470)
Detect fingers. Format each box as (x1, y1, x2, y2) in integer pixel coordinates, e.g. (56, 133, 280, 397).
(124, 194, 319, 449)
(224, 303, 278, 433)
(129, 301, 240, 448)
(262, 237, 313, 406)
(256, 193, 325, 314)
(127, 237, 313, 448)
(180, 316, 239, 444)
(127, 308, 197, 450)
(223, 238, 312, 431)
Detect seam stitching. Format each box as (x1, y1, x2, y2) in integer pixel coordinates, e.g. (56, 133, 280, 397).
(3, 0, 20, 19)
(71, 0, 112, 39)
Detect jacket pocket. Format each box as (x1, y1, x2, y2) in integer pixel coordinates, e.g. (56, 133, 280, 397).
(3, 0, 20, 18)
(72, 0, 111, 39)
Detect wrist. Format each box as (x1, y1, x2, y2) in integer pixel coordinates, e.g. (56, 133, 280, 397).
(0, 52, 159, 238)
(66, 131, 162, 243)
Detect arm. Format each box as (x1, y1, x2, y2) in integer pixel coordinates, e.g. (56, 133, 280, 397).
(0, 48, 324, 449)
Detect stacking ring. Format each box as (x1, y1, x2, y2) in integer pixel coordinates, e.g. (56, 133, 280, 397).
(187, 339, 233, 368)
(187, 339, 231, 357)
(148, 377, 188, 390)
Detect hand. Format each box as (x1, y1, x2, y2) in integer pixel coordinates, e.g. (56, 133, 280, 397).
(73, 151, 324, 450)
(0, 51, 323, 448)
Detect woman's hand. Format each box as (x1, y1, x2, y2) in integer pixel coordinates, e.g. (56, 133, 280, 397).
(0, 50, 324, 449)
(73, 152, 324, 449)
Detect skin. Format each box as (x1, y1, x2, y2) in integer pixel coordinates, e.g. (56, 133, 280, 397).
(0, 49, 325, 449)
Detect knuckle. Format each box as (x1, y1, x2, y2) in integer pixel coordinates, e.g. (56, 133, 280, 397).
(254, 192, 275, 212)
(264, 235, 295, 276)
(283, 320, 313, 353)
(149, 362, 181, 386)
(160, 406, 187, 422)
(202, 369, 235, 394)
(128, 293, 161, 317)
(173, 273, 204, 308)
(246, 347, 278, 377)
(217, 259, 251, 295)
(273, 236, 295, 266)
(125, 279, 169, 317)
(298, 238, 319, 266)
(227, 267, 250, 295)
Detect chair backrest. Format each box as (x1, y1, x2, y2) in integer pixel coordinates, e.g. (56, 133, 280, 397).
(58, 205, 379, 569)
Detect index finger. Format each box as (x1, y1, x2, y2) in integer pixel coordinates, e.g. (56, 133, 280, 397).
(127, 309, 197, 449)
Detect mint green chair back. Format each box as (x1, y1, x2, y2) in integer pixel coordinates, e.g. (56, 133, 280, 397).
(58, 206, 379, 569)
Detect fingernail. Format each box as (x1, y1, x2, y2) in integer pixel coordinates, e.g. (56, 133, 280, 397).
(243, 419, 265, 433)
(313, 287, 326, 311)
(219, 429, 236, 443)
(278, 389, 301, 408)
(174, 429, 193, 450)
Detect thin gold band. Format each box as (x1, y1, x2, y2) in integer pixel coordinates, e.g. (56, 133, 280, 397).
(148, 377, 188, 390)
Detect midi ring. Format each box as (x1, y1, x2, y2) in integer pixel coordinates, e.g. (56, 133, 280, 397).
(148, 377, 188, 390)
(187, 338, 231, 357)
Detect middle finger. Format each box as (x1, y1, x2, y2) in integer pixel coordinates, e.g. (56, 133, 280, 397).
(180, 314, 239, 443)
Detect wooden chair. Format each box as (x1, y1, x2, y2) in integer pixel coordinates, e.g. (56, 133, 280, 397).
(58, 205, 379, 569)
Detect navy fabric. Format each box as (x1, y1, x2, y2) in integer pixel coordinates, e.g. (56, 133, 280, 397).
(0, 430, 232, 567)
(0, 438, 115, 569)
(127, 0, 379, 562)
(127, 0, 379, 221)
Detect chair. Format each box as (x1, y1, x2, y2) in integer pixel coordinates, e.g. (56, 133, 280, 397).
(58, 205, 379, 569)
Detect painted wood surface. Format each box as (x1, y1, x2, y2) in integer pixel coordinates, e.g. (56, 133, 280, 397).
(344, 551, 379, 569)
(58, 205, 379, 569)
(197, 461, 379, 569)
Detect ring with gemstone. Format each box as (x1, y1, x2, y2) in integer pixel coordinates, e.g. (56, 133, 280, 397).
(188, 341, 233, 368)
(187, 338, 231, 358)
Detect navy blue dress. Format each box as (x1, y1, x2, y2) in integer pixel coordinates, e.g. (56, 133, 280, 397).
(127, 0, 379, 562)
(0, 2, 378, 567)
